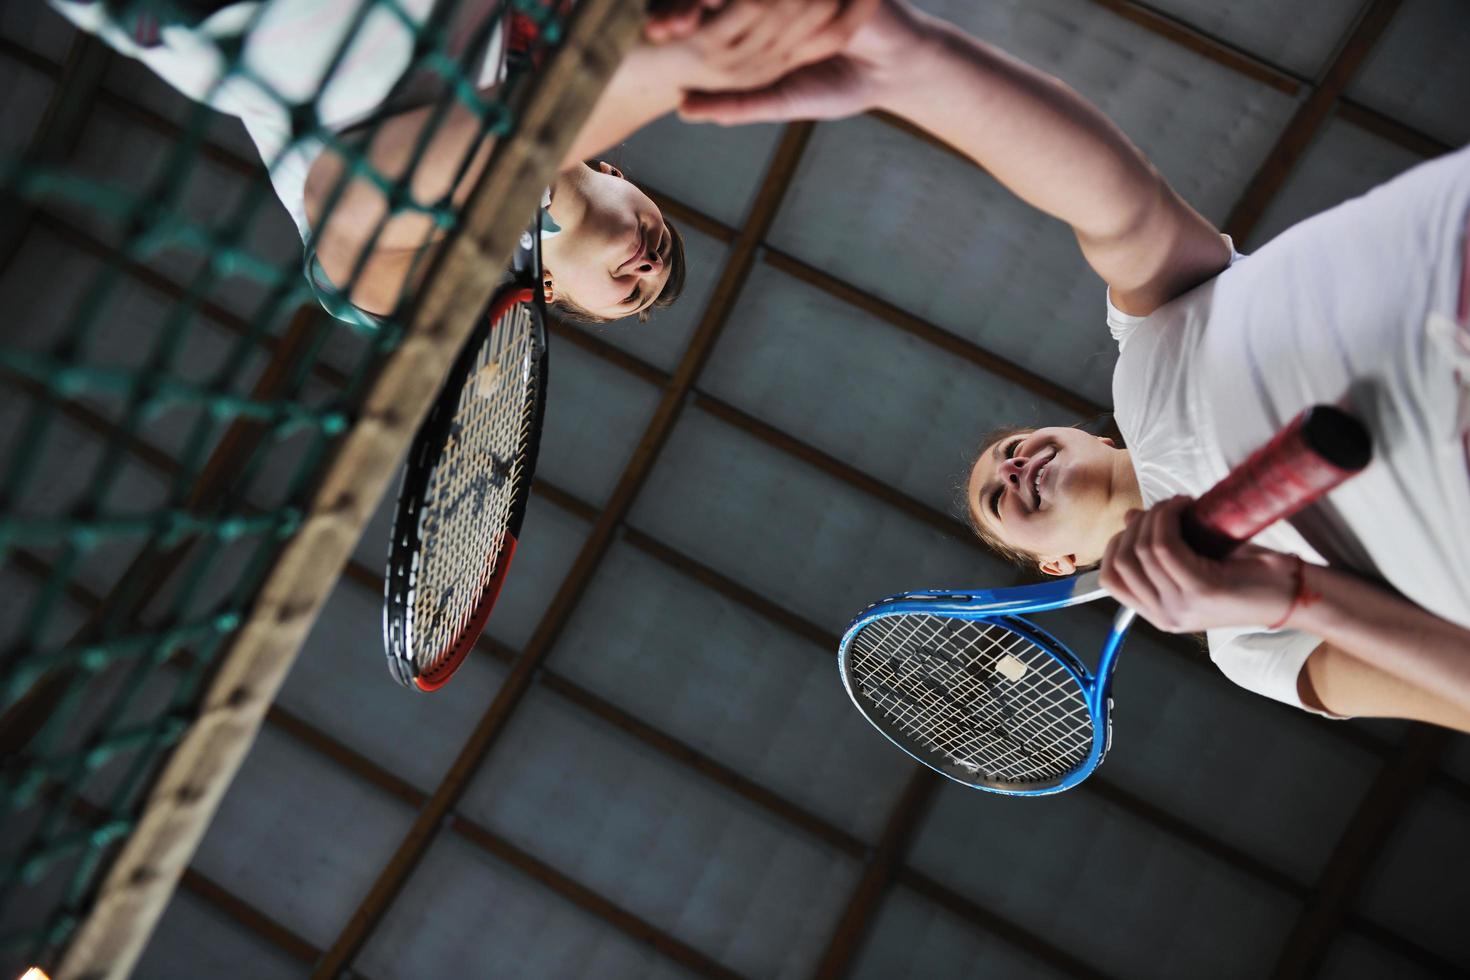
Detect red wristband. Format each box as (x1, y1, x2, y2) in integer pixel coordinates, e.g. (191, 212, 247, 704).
(1267, 555, 1307, 631)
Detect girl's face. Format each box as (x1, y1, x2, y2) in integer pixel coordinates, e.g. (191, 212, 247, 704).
(966, 426, 1138, 575)
(540, 162, 672, 319)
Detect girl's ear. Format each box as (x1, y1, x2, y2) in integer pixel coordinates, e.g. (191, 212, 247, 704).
(1037, 555, 1078, 577)
(541, 268, 555, 304)
(596, 160, 625, 180)
(1098, 436, 1116, 447)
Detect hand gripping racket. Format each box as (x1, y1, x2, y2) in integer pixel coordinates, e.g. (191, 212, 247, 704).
(382, 219, 549, 691)
(839, 405, 1371, 795)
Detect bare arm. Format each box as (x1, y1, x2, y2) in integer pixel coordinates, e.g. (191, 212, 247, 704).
(1290, 564, 1470, 730)
(682, 0, 1230, 315)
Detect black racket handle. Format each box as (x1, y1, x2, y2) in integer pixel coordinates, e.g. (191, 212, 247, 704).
(1181, 405, 1372, 560)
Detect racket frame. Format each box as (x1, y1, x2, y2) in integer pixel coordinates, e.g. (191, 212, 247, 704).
(382, 237, 549, 691)
(838, 571, 1136, 796)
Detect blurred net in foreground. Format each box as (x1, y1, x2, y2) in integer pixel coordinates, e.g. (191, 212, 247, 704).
(0, 0, 633, 973)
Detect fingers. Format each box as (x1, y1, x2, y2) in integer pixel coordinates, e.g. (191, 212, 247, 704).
(1101, 498, 1200, 631)
(680, 59, 856, 124)
(1101, 508, 1164, 616)
(645, 0, 722, 42)
(679, 80, 794, 125)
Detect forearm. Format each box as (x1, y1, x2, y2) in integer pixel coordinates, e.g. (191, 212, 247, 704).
(561, 42, 685, 166)
(1289, 563, 1470, 717)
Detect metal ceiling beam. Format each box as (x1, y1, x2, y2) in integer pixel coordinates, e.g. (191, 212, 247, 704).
(311, 120, 820, 979)
(178, 869, 322, 966)
(1270, 727, 1452, 980)
(0, 32, 111, 281)
(271, 702, 744, 979)
(1082, 0, 1301, 93)
(812, 770, 939, 979)
(893, 867, 1113, 980)
(1223, 0, 1403, 244)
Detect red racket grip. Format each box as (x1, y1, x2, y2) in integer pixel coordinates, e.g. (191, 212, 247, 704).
(1181, 405, 1371, 560)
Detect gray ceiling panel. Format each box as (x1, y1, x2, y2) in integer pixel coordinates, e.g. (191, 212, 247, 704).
(611, 113, 785, 228)
(0, 409, 170, 602)
(704, 261, 1083, 517)
(191, 725, 418, 948)
(768, 114, 1119, 405)
(567, 226, 727, 374)
(537, 339, 661, 507)
(629, 407, 1009, 635)
(64, 103, 302, 323)
(850, 885, 1069, 980)
(1088, 624, 1378, 883)
(1247, 116, 1427, 250)
(1097, 0, 1359, 77)
(547, 539, 914, 842)
(1356, 786, 1470, 967)
(357, 831, 698, 980)
(0, 567, 85, 656)
(0, 1, 78, 62)
(1318, 930, 1447, 980)
(460, 688, 863, 979)
(0, 60, 54, 157)
(1347, 0, 1470, 147)
(278, 577, 511, 792)
(133, 889, 308, 980)
(916, 0, 1301, 214)
(908, 782, 1300, 979)
(101, 54, 268, 164)
(479, 493, 592, 651)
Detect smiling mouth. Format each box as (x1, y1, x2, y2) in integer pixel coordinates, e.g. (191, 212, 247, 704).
(1029, 451, 1056, 510)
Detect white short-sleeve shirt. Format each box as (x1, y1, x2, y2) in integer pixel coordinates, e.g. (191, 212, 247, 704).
(1107, 146, 1470, 714)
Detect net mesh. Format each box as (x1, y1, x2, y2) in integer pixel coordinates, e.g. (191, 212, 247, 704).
(847, 614, 1094, 787)
(0, 0, 571, 968)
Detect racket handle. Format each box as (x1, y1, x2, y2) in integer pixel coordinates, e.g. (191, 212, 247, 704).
(1181, 405, 1371, 560)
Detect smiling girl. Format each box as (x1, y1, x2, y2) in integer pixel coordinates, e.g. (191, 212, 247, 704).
(685, 0, 1470, 730)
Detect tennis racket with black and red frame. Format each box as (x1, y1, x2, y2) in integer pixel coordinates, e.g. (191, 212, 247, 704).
(839, 405, 1372, 795)
(382, 219, 548, 691)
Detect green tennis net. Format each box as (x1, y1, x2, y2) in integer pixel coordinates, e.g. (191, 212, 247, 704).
(0, 0, 571, 969)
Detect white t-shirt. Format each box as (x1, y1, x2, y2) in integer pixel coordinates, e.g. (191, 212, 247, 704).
(1107, 146, 1470, 714)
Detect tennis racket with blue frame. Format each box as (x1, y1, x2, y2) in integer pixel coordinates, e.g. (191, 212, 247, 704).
(839, 405, 1371, 796)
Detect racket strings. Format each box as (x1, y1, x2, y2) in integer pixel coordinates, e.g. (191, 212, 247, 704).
(849, 614, 1093, 785)
(409, 303, 539, 671)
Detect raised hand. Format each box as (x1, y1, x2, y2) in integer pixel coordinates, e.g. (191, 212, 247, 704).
(642, 0, 884, 101)
(1099, 496, 1304, 634)
(678, 0, 918, 125)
